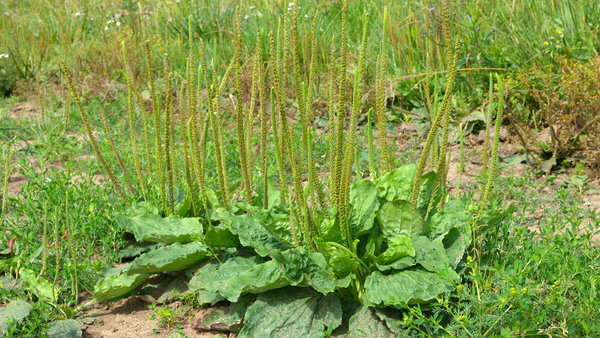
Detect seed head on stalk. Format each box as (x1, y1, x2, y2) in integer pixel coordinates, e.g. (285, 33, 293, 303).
(61, 62, 129, 206)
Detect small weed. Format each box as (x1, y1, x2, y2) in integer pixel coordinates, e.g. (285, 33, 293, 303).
(148, 303, 180, 330)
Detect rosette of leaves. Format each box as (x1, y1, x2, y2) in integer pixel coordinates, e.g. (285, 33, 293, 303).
(89, 164, 513, 336)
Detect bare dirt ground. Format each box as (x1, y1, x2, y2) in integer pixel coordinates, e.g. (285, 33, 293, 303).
(79, 297, 226, 338)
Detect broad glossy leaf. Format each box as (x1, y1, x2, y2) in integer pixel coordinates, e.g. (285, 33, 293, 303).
(217, 212, 287, 256)
(363, 268, 454, 308)
(331, 300, 394, 338)
(116, 214, 204, 244)
(254, 179, 281, 210)
(205, 187, 225, 213)
(437, 227, 466, 269)
(262, 214, 297, 248)
(317, 207, 343, 244)
(93, 274, 149, 302)
(131, 201, 159, 215)
(127, 242, 210, 274)
(239, 287, 342, 338)
(313, 238, 360, 278)
(117, 241, 165, 259)
(375, 164, 416, 202)
(0, 299, 32, 335)
(191, 294, 255, 332)
(373, 236, 448, 272)
(349, 180, 381, 240)
(370, 235, 415, 266)
(197, 290, 226, 306)
(204, 225, 240, 247)
(429, 200, 472, 246)
(270, 248, 354, 293)
(374, 307, 410, 336)
(19, 268, 58, 303)
(47, 319, 82, 338)
(101, 263, 132, 278)
(173, 188, 192, 217)
(377, 200, 429, 239)
(188, 256, 288, 302)
(411, 236, 449, 272)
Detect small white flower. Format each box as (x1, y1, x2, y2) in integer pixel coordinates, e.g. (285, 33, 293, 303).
(584, 201, 592, 207)
(305, 14, 309, 19)
(249, 6, 256, 10)
(244, 15, 249, 19)
(320, 28, 324, 32)
(257, 12, 262, 18)
(288, 2, 294, 6)
(105, 26, 109, 30)
(4, 12, 9, 17)
(74, 12, 81, 17)
(116, 21, 121, 26)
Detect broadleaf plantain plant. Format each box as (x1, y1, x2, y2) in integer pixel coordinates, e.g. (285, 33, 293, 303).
(66, 1, 514, 335)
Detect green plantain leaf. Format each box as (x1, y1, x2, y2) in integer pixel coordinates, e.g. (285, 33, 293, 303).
(173, 188, 192, 217)
(363, 268, 454, 308)
(19, 268, 58, 303)
(47, 319, 82, 338)
(131, 201, 159, 215)
(191, 294, 256, 332)
(411, 236, 449, 272)
(349, 180, 381, 240)
(377, 200, 430, 239)
(270, 248, 354, 293)
(239, 287, 342, 338)
(93, 274, 150, 302)
(375, 164, 416, 202)
(429, 200, 472, 246)
(313, 238, 360, 278)
(116, 214, 204, 244)
(317, 207, 343, 244)
(204, 224, 240, 247)
(188, 256, 289, 302)
(127, 242, 210, 274)
(436, 227, 466, 269)
(374, 307, 410, 336)
(0, 299, 32, 335)
(332, 304, 396, 338)
(370, 235, 415, 267)
(117, 241, 165, 259)
(373, 236, 448, 272)
(262, 214, 297, 248)
(254, 179, 281, 210)
(217, 212, 288, 256)
(196, 290, 226, 306)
